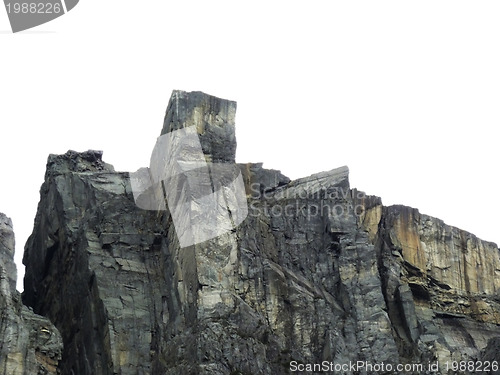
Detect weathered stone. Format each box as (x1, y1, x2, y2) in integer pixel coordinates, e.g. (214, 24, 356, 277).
(239, 162, 290, 197)
(480, 337, 500, 374)
(0, 213, 62, 375)
(18, 90, 500, 374)
(22, 154, 166, 375)
(384, 205, 500, 295)
(396, 284, 420, 342)
(161, 90, 237, 163)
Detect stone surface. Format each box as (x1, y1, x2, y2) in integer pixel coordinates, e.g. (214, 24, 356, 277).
(0, 213, 62, 375)
(480, 337, 500, 374)
(374, 204, 500, 369)
(22, 151, 166, 375)
(17, 91, 500, 374)
(161, 90, 237, 163)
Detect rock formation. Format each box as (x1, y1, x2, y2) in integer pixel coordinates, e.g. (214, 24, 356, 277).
(1, 90, 499, 374)
(0, 213, 62, 374)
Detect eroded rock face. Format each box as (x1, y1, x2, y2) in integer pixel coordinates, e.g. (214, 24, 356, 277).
(161, 90, 237, 163)
(368, 204, 500, 368)
(21, 151, 166, 375)
(21, 91, 500, 374)
(0, 213, 62, 375)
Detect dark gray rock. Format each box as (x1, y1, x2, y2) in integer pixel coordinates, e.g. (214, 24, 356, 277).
(480, 337, 500, 374)
(162, 90, 237, 163)
(20, 91, 500, 374)
(22, 151, 166, 375)
(0, 213, 62, 375)
(239, 162, 290, 198)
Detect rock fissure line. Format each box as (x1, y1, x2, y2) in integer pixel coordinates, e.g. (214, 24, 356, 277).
(0, 91, 499, 374)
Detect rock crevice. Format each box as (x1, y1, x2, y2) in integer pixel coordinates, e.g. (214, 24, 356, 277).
(2, 90, 498, 374)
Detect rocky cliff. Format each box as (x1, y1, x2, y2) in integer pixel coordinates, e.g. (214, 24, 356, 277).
(2, 90, 499, 374)
(0, 213, 62, 374)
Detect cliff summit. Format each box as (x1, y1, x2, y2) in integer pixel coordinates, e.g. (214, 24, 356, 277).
(1, 91, 499, 374)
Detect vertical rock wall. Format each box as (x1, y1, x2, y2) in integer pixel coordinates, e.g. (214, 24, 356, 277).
(17, 91, 500, 374)
(0, 213, 62, 375)
(22, 151, 168, 375)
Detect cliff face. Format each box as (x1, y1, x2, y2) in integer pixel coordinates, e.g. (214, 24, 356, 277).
(0, 213, 62, 375)
(15, 90, 500, 374)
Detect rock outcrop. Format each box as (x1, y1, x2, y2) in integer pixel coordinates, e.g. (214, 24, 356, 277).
(16, 90, 500, 374)
(0, 213, 62, 375)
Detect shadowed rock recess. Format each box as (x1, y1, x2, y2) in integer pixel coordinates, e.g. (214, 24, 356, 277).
(1, 90, 497, 374)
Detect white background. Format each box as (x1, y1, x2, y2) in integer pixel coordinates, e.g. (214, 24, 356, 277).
(1, 1, 499, 291)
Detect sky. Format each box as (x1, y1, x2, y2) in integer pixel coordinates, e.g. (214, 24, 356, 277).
(1, 1, 499, 291)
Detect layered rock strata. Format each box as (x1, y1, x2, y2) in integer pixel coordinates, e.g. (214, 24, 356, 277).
(19, 90, 500, 374)
(0, 213, 62, 375)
